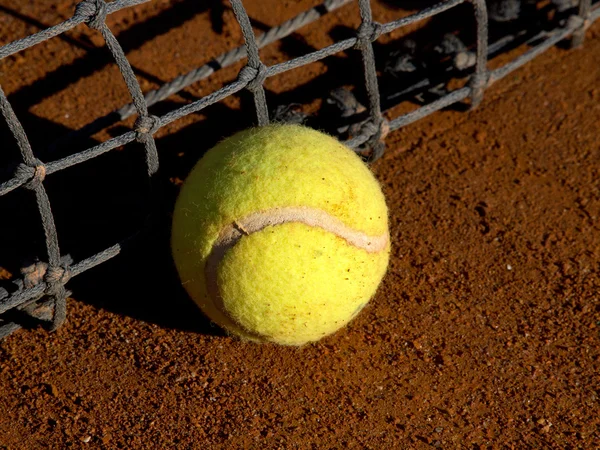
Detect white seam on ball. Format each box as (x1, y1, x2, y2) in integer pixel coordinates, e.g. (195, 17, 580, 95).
(215, 206, 388, 254)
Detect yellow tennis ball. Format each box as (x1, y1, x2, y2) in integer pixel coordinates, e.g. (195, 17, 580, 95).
(171, 124, 390, 345)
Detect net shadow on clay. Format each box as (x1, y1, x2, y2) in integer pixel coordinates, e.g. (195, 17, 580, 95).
(0, 0, 599, 338)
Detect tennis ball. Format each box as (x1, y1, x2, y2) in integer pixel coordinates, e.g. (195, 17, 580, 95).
(171, 124, 389, 345)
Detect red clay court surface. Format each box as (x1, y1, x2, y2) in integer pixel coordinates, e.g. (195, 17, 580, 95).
(0, 1, 599, 448)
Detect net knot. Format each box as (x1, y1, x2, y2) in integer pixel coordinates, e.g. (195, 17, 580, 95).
(45, 265, 72, 287)
(566, 15, 585, 31)
(15, 160, 46, 190)
(21, 261, 72, 292)
(238, 63, 268, 92)
(134, 115, 161, 142)
(362, 118, 389, 162)
(75, 0, 107, 30)
(469, 70, 489, 91)
(360, 120, 379, 138)
(355, 21, 383, 48)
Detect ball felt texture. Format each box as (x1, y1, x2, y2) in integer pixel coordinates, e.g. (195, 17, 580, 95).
(171, 124, 390, 345)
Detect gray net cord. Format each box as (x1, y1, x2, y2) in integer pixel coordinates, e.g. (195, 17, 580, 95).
(1, 0, 599, 339)
(572, 0, 593, 47)
(48, 0, 353, 151)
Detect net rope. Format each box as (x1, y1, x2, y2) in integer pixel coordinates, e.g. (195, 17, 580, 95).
(0, 0, 598, 338)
